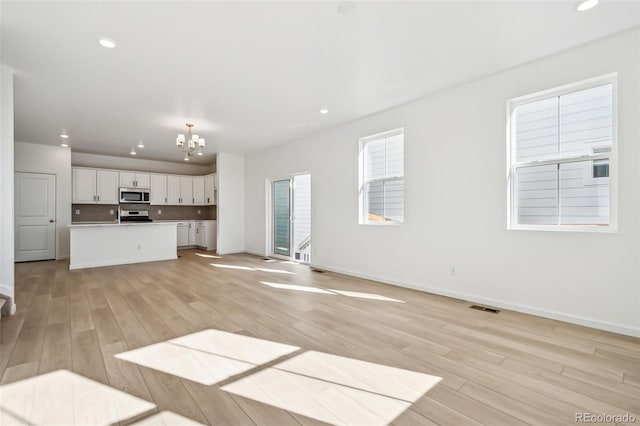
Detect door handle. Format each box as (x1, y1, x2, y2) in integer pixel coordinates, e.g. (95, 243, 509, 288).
(49, 219, 55, 223)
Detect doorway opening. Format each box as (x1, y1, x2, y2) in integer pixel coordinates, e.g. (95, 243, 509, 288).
(271, 173, 311, 263)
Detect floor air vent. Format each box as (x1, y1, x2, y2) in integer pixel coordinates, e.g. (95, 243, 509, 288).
(469, 304, 500, 314)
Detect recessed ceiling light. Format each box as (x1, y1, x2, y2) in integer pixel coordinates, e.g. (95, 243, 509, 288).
(130, 149, 136, 155)
(60, 142, 69, 148)
(99, 38, 116, 49)
(576, 0, 598, 11)
(337, 1, 356, 15)
(137, 141, 145, 148)
(197, 152, 203, 156)
(60, 134, 69, 139)
(320, 109, 329, 114)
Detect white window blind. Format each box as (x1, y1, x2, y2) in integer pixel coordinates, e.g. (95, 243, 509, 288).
(360, 129, 404, 224)
(508, 75, 616, 231)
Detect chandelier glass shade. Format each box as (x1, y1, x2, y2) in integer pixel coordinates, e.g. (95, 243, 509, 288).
(176, 123, 205, 159)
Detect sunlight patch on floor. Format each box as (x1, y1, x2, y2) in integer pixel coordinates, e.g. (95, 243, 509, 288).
(115, 342, 256, 386)
(209, 263, 297, 275)
(261, 281, 336, 295)
(195, 253, 222, 259)
(210, 263, 255, 271)
(255, 267, 296, 275)
(328, 289, 405, 303)
(0, 370, 155, 426)
(130, 411, 205, 425)
(171, 329, 300, 365)
(259, 281, 405, 303)
(222, 351, 440, 426)
(116, 329, 300, 385)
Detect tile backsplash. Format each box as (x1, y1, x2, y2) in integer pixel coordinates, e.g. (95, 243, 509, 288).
(72, 204, 217, 222)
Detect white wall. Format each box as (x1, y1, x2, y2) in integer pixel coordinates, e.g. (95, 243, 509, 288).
(217, 152, 245, 254)
(0, 66, 16, 313)
(72, 152, 214, 176)
(244, 30, 640, 336)
(15, 142, 72, 259)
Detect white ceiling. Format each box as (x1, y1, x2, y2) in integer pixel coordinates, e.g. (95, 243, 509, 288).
(1, 1, 638, 165)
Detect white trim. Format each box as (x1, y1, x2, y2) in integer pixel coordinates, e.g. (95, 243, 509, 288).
(69, 255, 177, 270)
(0, 283, 17, 316)
(507, 73, 618, 232)
(358, 127, 405, 225)
(309, 262, 639, 337)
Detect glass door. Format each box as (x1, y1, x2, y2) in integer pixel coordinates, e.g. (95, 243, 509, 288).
(273, 179, 292, 257)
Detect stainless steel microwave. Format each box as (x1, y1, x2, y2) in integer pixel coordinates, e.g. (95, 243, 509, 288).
(119, 187, 150, 204)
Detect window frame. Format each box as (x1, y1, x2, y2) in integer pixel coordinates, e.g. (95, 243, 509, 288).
(506, 73, 618, 233)
(358, 127, 405, 226)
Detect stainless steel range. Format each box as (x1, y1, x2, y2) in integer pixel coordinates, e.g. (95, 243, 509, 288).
(119, 207, 153, 222)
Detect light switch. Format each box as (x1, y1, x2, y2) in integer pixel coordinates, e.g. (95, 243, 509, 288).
(75, 209, 80, 215)
(109, 210, 114, 215)
(197, 210, 201, 214)
(157, 209, 162, 214)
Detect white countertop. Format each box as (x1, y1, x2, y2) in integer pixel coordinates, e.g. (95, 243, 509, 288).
(69, 222, 178, 228)
(153, 219, 216, 223)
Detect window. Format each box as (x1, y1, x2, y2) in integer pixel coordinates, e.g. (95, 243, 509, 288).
(507, 74, 617, 231)
(359, 128, 404, 224)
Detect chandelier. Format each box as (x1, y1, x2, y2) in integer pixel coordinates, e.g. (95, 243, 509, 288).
(176, 123, 205, 160)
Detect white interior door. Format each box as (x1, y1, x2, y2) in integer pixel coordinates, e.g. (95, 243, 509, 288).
(15, 173, 56, 262)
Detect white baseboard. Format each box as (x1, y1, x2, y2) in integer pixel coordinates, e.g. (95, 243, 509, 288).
(0, 283, 16, 316)
(69, 255, 178, 270)
(309, 262, 640, 338)
(217, 249, 247, 255)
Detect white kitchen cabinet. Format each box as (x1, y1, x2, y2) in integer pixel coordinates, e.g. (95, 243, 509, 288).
(203, 220, 217, 250)
(177, 223, 189, 247)
(204, 174, 216, 205)
(167, 175, 195, 205)
(96, 170, 119, 204)
(119, 172, 150, 188)
(73, 168, 118, 204)
(73, 168, 97, 203)
(195, 222, 205, 247)
(150, 174, 167, 205)
(188, 222, 197, 245)
(193, 176, 205, 205)
(167, 175, 181, 204)
(150, 174, 168, 205)
(180, 177, 194, 205)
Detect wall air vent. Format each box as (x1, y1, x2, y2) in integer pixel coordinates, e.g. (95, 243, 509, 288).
(469, 304, 500, 314)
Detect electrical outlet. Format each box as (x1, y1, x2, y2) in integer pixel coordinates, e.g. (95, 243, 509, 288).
(109, 209, 114, 215)
(449, 266, 456, 276)
(197, 210, 201, 214)
(157, 210, 162, 214)
(75, 209, 80, 215)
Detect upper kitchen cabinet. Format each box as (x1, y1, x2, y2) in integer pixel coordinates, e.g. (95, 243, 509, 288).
(167, 175, 181, 204)
(150, 174, 168, 205)
(73, 168, 118, 204)
(180, 176, 194, 205)
(204, 173, 216, 205)
(193, 176, 205, 205)
(168, 176, 193, 205)
(119, 171, 150, 188)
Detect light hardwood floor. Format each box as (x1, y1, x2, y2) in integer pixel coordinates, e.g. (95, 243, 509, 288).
(1, 250, 638, 425)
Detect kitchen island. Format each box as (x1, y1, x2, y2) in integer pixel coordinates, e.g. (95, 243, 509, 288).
(68, 222, 177, 270)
